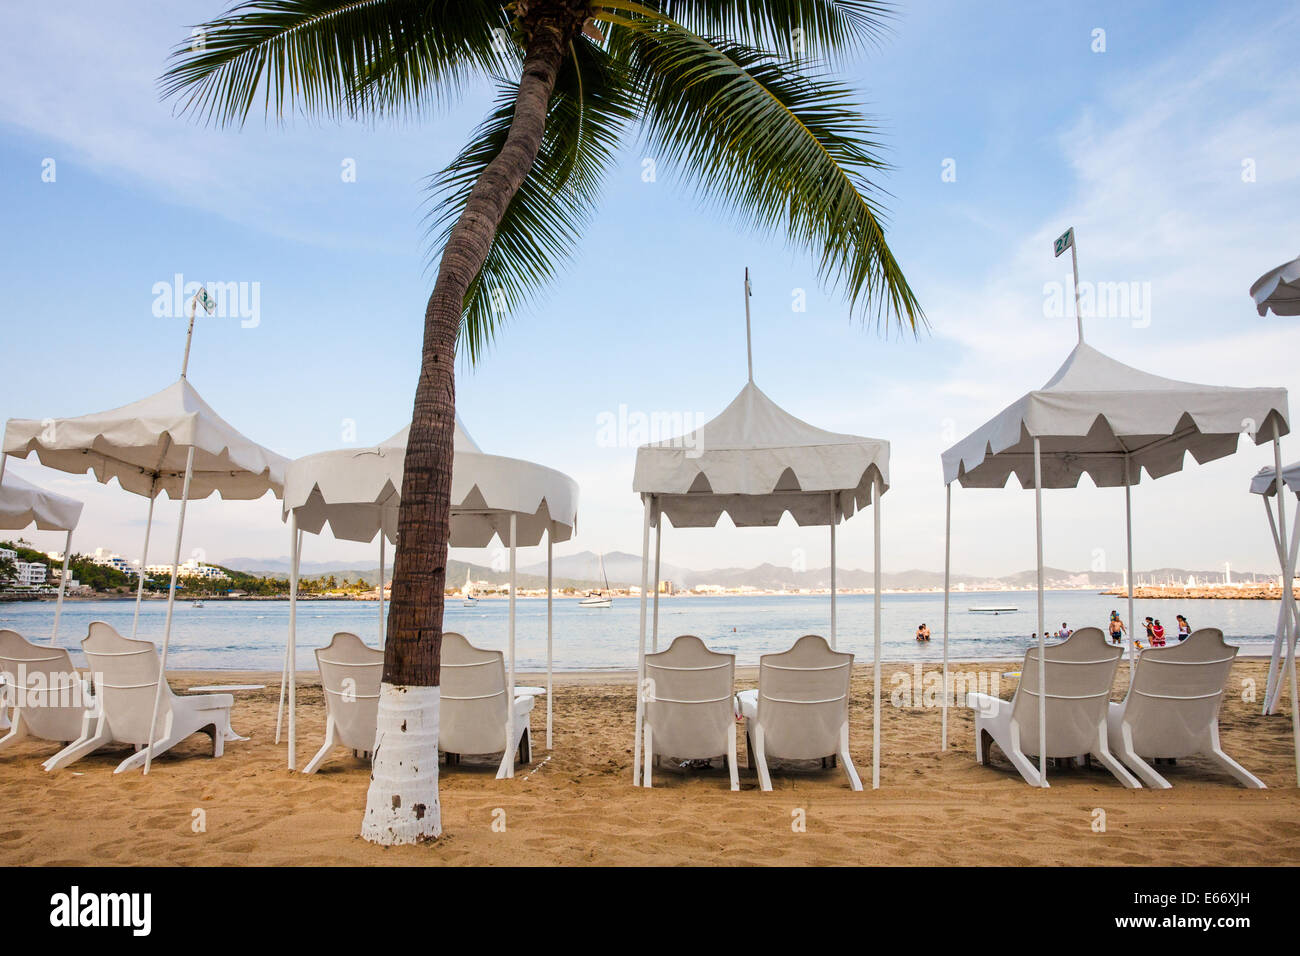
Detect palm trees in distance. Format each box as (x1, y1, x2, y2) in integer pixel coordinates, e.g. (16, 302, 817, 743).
(162, 0, 923, 845)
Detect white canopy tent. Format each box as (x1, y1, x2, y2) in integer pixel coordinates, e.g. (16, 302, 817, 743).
(0, 470, 84, 644)
(631, 308, 891, 789)
(277, 416, 579, 775)
(1251, 255, 1300, 316)
(1, 378, 288, 772)
(940, 339, 1290, 786)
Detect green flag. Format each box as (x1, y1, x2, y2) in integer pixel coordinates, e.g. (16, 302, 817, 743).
(1053, 228, 1074, 258)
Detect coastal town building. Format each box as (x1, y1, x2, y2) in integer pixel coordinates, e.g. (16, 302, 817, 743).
(144, 559, 228, 580)
(91, 548, 138, 576)
(0, 547, 49, 588)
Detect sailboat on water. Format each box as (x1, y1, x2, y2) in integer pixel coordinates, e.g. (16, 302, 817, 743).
(579, 552, 613, 608)
(462, 568, 478, 608)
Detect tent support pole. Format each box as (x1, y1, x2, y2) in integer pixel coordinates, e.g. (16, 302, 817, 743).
(830, 492, 838, 650)
(1271, 424, 1300, 787)
(143, 446, 194, 775)
(546, 530, 553, 751)
(941, 483, 951, 750)
(131, 492, 157, 638)
(50, 529, 72, 645)
(378, 534, 386, 647)
(1124, 456, 1136, 675)
(652, 499, 662, 653)
(1033, 436, 1047, 789)
(872, 475, 882, 789)
(287, 517, 300, 769)
(275, 522, 300, 749)
(498, 513, 518, 780)
(633, 495, 651, 786)
(1263, 496, 1285, 711)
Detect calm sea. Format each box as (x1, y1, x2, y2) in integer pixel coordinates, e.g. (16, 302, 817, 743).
(0, 591, 1282, 671)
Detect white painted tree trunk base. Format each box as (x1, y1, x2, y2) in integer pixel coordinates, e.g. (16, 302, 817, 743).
(361, 683, 441, 845)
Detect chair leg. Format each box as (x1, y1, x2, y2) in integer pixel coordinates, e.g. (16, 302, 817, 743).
(1091, 726, 1141, 789)
(43, 724, 111, 772)
(752, 724, 773, 792)
(839, 722, 863, 791)
(727, 721, 739, 791)
(1114, 724, 1170, 789)
(519, 727, 531, 765)
(0, 712, 30, 752)
(1206, 726, 1266, 788)
(302, 717, 337, 775)
(114, 733, 183, 774)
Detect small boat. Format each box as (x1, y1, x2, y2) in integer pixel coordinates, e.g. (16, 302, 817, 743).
(462, 569, 477, 608)
(579, 553, 613, 608)
(191, 600, 205, 608)
(970, 606, 1016, 614)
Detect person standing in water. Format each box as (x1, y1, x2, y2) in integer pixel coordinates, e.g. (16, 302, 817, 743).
(1108, 610, 1127, 645)
(1176, 615, 1191, 642)
(915, 623, 931, 642)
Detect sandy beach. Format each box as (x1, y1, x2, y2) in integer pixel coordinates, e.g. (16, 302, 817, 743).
(1, 659, 1297, 866)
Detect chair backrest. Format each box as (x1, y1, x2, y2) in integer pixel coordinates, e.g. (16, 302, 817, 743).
(315, 632, 384, 752)
(440, 632, 509, 755)
(0, 629, 86, 741)
(1120, 628, 1236, 757)
(82, 621, 173, 745)
(1010, 627, 1120, 758)
(644, 635, 735, 760)
(757, 634, 853, 759)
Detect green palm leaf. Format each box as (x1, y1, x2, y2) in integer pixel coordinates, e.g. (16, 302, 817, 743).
(605, 12, 922, 331)
(160, 0, 513, 125)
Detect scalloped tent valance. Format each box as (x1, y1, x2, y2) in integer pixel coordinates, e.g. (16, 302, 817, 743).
(2, 378, 288, 501)
(941, 342, 1290, 490)
(1251, 460, 1300, 497)
(281, 417, 579, 547)
(0, 471, 83, 532)
(632, 381, 889, 527)
(1251, 254, 1300, 316)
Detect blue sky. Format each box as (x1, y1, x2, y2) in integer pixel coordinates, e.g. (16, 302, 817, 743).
(2, 0, 1298, 579)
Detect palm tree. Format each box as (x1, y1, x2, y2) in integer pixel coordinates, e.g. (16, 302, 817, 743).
(162, 0, 923, 845)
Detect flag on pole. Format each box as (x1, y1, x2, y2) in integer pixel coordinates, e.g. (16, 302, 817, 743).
(192, 286, 217, 315)
(1053, 228, 1074, 258)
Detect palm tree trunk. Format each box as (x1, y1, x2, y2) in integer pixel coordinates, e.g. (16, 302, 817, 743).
(361, 4, 585, 846)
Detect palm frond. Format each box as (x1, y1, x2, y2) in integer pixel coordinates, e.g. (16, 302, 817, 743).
(426, 37, 635, 364)
(612, 16, 922, 332)
(160, 0, 514, 126)
(645, 0, 895, 60)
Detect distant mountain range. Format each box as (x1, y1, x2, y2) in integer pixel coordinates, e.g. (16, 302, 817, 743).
(222, 550, 1270, 591)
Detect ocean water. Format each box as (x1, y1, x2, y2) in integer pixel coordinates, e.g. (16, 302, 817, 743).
(0, 591, 1282, 671)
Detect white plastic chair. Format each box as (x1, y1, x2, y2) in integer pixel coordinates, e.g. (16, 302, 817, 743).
(1107, 628, 1264, 789)
(0, 629, 94, 753)
(736, 634, 861, 791)
(966, 627, 1139, 788)
(303, 632, 383, 774)
(44, 622, 242, 774)
(440, 632, 534, 776)
(642, 635, 738, 790)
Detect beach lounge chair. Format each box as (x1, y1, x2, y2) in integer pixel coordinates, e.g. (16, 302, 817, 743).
(302, 632, 383, 774)
(1106, 628, 1264, 789)
(966, 627, 1139, 788)
(0, 629, 94, 753)
(735, 634, 861, 791)
(440, 632, 534, 776)
(642, 635, 739, 790)
(43, 622, 240, 774)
